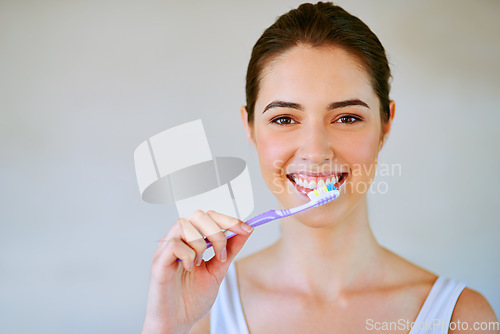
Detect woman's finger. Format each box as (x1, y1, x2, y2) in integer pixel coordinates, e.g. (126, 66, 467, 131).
(206, 226, 253, 275)
(153, 220, 202, 271)
(179, 218, 207, 266)
(188, 210, 227, 263)
(153, 237, 196, 278)
(206, 210, 254, 236)
(179, 217, 203, 243)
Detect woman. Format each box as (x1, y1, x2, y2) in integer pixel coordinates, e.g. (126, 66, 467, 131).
(142, 2, 498, 333)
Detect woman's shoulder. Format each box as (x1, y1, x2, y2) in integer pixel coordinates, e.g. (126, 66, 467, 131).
(449, 287, 498, 333)
(382, 247, 498, 331)
(234, 247, 499, 333)
(379, 246, 438, 285)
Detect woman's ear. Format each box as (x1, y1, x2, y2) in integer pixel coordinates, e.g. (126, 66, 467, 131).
(240, 105, 255, 146)
(379, 100, 396, 151)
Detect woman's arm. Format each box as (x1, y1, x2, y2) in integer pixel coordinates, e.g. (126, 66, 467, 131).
(450, 288, 499, 334)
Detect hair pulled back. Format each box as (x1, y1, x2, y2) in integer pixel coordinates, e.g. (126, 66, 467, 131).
(245, 2, 391, 124)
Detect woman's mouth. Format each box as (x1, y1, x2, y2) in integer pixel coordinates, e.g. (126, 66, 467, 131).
(286, 172, 348, 197)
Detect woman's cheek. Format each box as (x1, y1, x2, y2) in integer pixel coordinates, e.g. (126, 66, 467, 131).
(338, 130, 380, 194)
(256, 131, 293, 190)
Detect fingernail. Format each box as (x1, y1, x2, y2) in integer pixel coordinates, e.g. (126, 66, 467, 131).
(241, 223, 253, 233)
(195, 256, 202, 266)
(220, 247, 227, 262)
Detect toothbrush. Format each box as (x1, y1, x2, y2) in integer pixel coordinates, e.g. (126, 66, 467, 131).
(205, 183, 340, 249)
(176, 183, 340, 261)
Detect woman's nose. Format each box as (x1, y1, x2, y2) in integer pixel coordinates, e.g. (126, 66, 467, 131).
(297, 126, 334, 164)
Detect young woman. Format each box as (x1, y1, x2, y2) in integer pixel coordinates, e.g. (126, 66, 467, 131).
(142, 2, 498, 333)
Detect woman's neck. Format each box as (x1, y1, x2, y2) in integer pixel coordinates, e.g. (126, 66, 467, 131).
(271, 196, 384, 298)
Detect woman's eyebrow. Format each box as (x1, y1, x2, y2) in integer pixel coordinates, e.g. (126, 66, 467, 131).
(328, 99, 370, 110)
(262, 101, 301, 114)
(262, 99, 370, 114)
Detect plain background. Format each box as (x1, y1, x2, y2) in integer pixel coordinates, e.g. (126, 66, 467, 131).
(1, 0, 499, 333)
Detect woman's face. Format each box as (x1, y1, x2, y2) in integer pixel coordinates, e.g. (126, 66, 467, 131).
(241, 45, 394, 227)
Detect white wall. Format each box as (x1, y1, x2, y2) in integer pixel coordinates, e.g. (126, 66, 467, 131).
(0, 1, 498, 333)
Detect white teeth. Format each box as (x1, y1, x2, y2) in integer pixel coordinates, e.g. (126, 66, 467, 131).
(295, 177, 304, 188)
(290, 174, 344, 190)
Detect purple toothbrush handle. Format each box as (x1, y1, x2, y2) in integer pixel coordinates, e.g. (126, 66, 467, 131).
(246, 209, 283, 228)
(176, 210, 283, 262)
(176, 191, 338, 262)
(204, 210, 282, 248)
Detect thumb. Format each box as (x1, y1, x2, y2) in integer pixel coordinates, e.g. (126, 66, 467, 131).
(205, 223, 253, 278)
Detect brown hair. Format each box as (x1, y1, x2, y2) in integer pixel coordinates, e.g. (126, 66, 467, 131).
(245, 2, 392, 124)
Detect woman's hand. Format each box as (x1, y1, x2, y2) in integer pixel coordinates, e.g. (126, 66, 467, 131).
(141, 210, 254, 334)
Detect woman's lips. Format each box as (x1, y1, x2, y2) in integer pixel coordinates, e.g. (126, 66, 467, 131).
(286, 173, 349, 197)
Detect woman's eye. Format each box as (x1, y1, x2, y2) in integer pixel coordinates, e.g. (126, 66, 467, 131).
(271, 116, 297, 126)
(335, 116, 360, 124)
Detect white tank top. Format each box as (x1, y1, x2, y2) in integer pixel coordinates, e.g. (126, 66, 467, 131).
(210, 263, 466, 333)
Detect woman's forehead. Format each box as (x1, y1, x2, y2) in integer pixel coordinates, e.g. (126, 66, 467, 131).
(256, 45, 376, 110)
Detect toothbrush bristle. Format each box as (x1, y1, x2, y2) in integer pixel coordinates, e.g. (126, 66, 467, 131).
(306, 184, 338, 200)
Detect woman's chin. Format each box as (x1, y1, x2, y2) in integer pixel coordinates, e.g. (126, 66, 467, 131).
(268, 176, 362, 228)
(293, 203, 342, 227)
